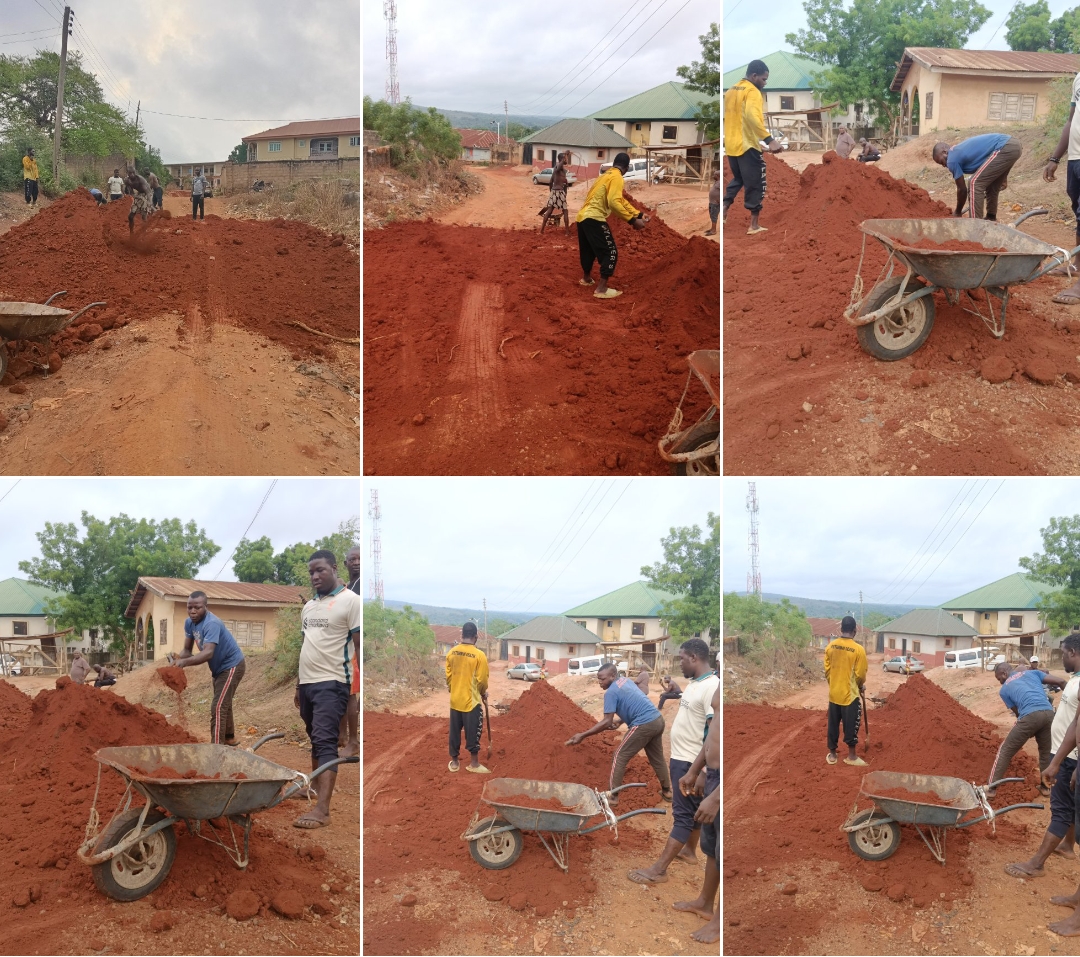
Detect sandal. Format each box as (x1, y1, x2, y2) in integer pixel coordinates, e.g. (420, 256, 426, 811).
(594, 288, 622, 299)
(661, 789, 673, 802)
(578, 278, 595, 286)
(826, 752, 838, 765)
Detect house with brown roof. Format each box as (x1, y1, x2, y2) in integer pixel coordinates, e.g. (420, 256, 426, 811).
(242, 117, 362, 163)
(456, 129, 498, 162)
(430, 624, 498, 659)
(890, 48, 1080, 138)
(124, 577, 308, 663)
(807, 618, 842, 649)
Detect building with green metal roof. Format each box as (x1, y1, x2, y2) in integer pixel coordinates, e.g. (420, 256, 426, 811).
(939, 573, 1062, 658)
(519, 118, 634, 179)
(876, 607, 979, 665)
(587, 81, 720, 151)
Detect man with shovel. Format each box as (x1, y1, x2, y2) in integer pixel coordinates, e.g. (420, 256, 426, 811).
(825, 616, 869, 767)
(446, 621, 490, 773)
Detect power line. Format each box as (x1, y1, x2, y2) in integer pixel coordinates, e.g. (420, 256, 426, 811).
(31, 0, 60, 25)
(214, 480, 278, 578)
(139, 109, 357, 123)
(0, 25, 59, 38)
(724, 0, 747, 20)
(0, 480, 22, 508)
(70, 16, 129, 109)
(0, 29, 59, 46)
(985, 0, 1023, 47)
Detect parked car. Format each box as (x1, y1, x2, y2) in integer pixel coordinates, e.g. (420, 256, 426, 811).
(567, 654, 628, 677)
(532, 167, 578, 186)
(944, 646, 999, 670)
(0, 653, 21, 677)
(984, 653, 1007, 671)
(507, 662, 543, 682)
(882, 655, 925, 674)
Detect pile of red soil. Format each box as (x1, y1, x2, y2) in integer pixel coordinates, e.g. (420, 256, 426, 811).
(0, 678, 351, 953)
(362, 191, 718, 475)
(158, 665, 187, 693)
(905, 237, 1008, 253)
(723, 674, 1039, 955)
(723, 154, 1080, 475)
(0, 188, 358, 379)
(494, 792, 579, 812)
(134, 766, 222, 781)
(363, 681, 666, 954)
(867, 785, 959, 806)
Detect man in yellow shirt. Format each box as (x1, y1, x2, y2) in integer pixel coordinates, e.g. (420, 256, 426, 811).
(446, 621, 490, 773)
(824, 616, 869, 766)
(723, 60, 784, 234)
(22, 148, 39, 209)
(575, 151, 648, 300)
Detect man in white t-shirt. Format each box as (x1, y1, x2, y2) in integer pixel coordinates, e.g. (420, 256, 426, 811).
(107, 168, 124, 201)
(1044, 75, 1080, 305)
(293, 549, 362, 829)
(1007, 636, 1080, 879)
(628, 638, 719, 886)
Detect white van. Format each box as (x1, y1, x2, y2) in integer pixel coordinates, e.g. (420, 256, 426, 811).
(599, 158, 665, 182)
(567, 654, 629, 677)
(944, 646, 999, 670)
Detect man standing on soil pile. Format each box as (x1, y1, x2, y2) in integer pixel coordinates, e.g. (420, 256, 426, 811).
(574, 151, 647, 300)
(337, 545, 362, 759)
(989, 660, 1064, 797)
(932, 133, 1022, 220)
(176, 591, 247, 745)
(22, 148, 38, 208)
(107, 168, 124, 202)
(835, 125, 856, 160)
(69, 651, 92, 684)
(722, 59, 785, 234)
(566, 661, 671, 804)
(294, 550, 362, 828)
(540, 151, 572, 235)
(1007, 635, 1080, 879)
(147, 169, 163, 210)
(191, 168, 208, 221)
(124, 164, 154, 234)
(446, 621, 490, 773)
(825, 616, 868, 767)
(626, 639, 718, 886)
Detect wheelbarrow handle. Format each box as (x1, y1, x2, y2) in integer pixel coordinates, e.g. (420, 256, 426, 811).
(954, 802, 1044, 828)
(280, 755, 359, 800)
(607, 783, 647, 796)
(1032, 245, 1080, 281)
(66, 301, 106, 325)
(1013, 208, 1048, 228)
(985, 777, 1024, 789)
(248, 731, 285, 752)
(577, 807, 667, 836)
(43, 290, 68, 307)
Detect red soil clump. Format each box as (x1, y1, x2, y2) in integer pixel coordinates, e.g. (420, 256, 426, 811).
(494, 792, 581, 812)
(866, 785, 959, 806)
(904, 237, 1008, 253)
(0, 188, 358, 376)
(133, 766, 223, 781)
(158, 665, 187, 693)
(723, 153, 1080, 475)
(724, 674, 1039, 955)
(363, 681, 665, 954)
(362, 192, 718, 475)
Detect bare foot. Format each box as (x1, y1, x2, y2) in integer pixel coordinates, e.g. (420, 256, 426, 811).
(1049, 913, 1080, 936)
(676, 848, 700, 865)
(691, 916, 720, 944)
(627, 868, 668, 885)
(340, 741, 359, 759)
(1005, 861, 1044, 878)
(1052, 894, 1080, 908)
(1055, 845, 1075, 859)
(673, 898, 714, 919)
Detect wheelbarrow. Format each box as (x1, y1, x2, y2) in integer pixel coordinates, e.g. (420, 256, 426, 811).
(461, 777, 667, 873)
(75, 733, 358, 901)
(843, 210, 1080, 360)
(657, 349, 718, 476)
(841, 770, 1043, 865)
(0, 291, 106, 378)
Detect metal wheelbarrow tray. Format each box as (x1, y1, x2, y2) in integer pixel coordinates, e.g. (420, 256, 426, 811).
(461, 777, 667, 873)
(75, 733, 358, 901)
(0, 291, 105, 377)
(843, 210, 1080, 360)
(841, 769, 1043, 864)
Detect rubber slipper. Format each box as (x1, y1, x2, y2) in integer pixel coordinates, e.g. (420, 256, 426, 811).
(826, 753, 838, 765)
(747, 226, 768, 235)
(661, 789, 674, 802)
(594, 288, 622, 299)
(627, 868, 668, 885)
(1005, 862, 1043, 879)
(466, 763, 491, 774)
(1053, 292, 1080, 305)
(843, 756, 869, 767)
(448, 760, 459, 772)
(578, 278, 595, 286)
(293, 816, 330, 829)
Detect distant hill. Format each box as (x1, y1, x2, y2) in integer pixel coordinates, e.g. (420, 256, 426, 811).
(733, 592, 917, 621)
(416, 106, 565, 134)
(377, 599, 537, 628)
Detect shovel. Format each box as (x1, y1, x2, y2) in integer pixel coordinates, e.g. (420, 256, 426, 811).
(483, 694, 492, 760)
(860, 686, 870, 753)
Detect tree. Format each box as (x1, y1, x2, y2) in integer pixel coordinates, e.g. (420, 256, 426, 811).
(786, 0, 992, 130)
(1006, 0, 1052, 50)
(862, 610, 892, 631)
(233, 536, 276, 583)
(362, 95, 462, 175)
(507, 122, 537, 141)
(723, 592, 813, 658)
(19, 513, 219, 655)
(640, 513, 720, 639)
(1051, 6, 1080, 51)
(1019, 515, 1080, 634)
(486, 617, 518, 637)
(676, 21, 722, 140)
(228, 142, 247, 164)
(363, 602, 435, 662)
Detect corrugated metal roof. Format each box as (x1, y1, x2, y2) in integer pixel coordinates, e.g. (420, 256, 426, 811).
(125, 577, 307, 618)
(563, 581, 681, 618)
(456, 129, 499, 149)
(879, 608, 979, 637)
(723, 51, 826, 92)
(243, 117, 361, 142)
(891, 47, 1080, 91)
(940, 572, 1061, 611)
(588, 81, 721, 121)
(519, 118, 634, 148)
(499, 616, 598, 646)
(0, 578, 61, 616)
(807, 617, 842, 637)
(431, 625, 497, 645)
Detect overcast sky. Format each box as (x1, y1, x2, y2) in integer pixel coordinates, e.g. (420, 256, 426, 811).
(725, 0, 1057, 72)
(362, 479, 718, 615)
(363, 0, 713, 119)
(0, 478, 360, 583)
(722, 478, 1080, 609)
(3, 0, 359, 162)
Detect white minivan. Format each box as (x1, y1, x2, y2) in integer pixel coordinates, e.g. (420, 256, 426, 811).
(567, 654, 629, 677)
(944, 646, 999, 670)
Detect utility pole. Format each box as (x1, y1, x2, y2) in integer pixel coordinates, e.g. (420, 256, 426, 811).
(860, 590, 864, 632)
(505, 98, 509, 140)
(746, 482, 761, 598)
(135, 99, 141, 135)
(483, 598, 488, 646)
(52, 6, 74, 185)
(368, 489, 384, 605)
(384, 1, 400, 105)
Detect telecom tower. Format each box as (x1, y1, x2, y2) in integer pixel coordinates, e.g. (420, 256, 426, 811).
(747, 482, 761, 598)
(384, 1, 400, 105)
(368, 489, 385, 605)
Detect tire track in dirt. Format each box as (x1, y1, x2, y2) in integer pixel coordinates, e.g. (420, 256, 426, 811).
(440, 281, 503, 441)
(725, 712, 818, 816)
(364, 722, 440, 811)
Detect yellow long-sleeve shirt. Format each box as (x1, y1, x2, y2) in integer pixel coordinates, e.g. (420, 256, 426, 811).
(22, 156, 38, 181)
(446, 642, 489, 713)
(824, 637, 868, 706)
(575, 167, 640, 224)
(724, 79, 770, 157)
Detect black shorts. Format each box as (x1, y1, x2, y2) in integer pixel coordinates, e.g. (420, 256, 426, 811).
(700, 767, 719, 859)
(1051, 755, 1077, 838)
(1068, 160, 1080, 235)
(298, 680, 350, 767)
(670, 757, 703, 844)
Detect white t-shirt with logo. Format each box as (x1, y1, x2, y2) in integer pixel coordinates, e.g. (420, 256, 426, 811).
(107, 175, 124, 196)
(1052, 672, 1080, 760)
(299, 586, 362, 685)
(670, 671, 720, 763)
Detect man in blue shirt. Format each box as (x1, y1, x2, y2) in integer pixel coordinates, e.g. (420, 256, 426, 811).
(565, 662, 672, 804)
(988, 660, 1066, 796)
(174, 591, 246, 745)
(932, 133, 1022, 220)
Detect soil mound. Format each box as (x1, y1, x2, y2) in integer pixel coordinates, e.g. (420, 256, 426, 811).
(724, 674, 1038, 955)
(0, 678, 31, 733)
(0, 188, 358, 377)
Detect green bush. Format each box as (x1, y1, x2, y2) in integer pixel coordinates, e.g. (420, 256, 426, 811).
(269, 606, 303, 684)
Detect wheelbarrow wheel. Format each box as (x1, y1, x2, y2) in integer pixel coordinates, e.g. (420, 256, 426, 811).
(847, 809, 901, 862)
(91, 807, 177, 901)
(468, 815, 523, 870)
(856, 277, 935, 361)
(670, 421, 720, 476)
